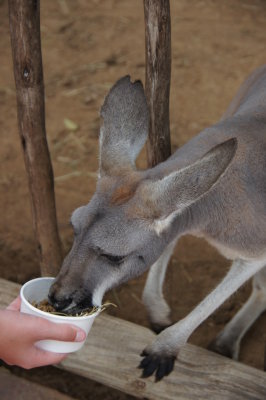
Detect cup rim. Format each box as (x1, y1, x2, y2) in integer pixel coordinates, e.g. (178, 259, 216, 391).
(20, 277, 100, 321)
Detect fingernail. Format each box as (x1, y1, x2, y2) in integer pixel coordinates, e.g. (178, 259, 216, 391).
(75, 329, 86, 342)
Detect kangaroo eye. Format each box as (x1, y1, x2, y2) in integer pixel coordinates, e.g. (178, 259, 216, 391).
(102, 253, 125, 264)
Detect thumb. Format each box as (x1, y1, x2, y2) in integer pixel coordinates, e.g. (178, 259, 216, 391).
(35, 319, 86, 342)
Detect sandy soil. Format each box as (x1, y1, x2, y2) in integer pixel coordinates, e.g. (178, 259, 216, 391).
(1, 0, 266, 398)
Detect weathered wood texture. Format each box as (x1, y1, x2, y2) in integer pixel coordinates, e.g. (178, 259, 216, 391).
(144, 0, 172, 167)
(1, 278, 266, 400)
(8, 0, 62, 276)
(0, 367, 75, 400)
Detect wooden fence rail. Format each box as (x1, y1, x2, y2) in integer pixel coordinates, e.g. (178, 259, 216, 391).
(1, 278, 266, 400)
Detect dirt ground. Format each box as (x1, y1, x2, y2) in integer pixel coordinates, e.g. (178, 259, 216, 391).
(1, 0, 266, 398)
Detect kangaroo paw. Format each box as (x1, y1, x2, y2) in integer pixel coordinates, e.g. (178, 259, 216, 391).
(138, 350, 176, 382)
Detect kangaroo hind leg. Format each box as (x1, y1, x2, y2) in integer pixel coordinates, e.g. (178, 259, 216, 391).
(208, 265, 266, 359)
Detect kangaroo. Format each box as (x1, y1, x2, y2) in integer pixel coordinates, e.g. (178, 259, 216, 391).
(49, 66, 266, 381)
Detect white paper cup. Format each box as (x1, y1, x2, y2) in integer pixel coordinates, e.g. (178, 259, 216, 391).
(20, 277, 99, 353)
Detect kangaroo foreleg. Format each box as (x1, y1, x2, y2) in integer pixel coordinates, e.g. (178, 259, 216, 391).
(139, 258, 266, 381)
(142, 239, 177, 333)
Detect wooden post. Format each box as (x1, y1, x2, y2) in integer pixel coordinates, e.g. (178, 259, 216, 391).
(144, 0, 171, 167)
(8, 0, 62, 276)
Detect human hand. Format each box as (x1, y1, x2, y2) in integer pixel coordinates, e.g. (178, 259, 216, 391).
(0, 296, 86, 369)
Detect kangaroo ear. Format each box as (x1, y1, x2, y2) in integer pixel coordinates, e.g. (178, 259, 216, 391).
(99, 76, 149, 177)
(141, 138, 237, 232)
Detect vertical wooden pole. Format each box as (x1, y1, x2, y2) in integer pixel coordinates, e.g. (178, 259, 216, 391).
(8, 0, 62, 276)
(144, 0, 171, 167)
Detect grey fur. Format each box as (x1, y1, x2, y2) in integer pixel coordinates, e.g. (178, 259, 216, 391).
(49, 68, 266, 379)
(99, 76, 149, 176)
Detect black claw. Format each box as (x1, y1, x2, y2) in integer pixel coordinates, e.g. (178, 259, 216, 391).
(155, 356, 175, 381)
(138, 351, 176, 381)
(141, 357, 159, 378)
(138, 355, 152, 369)
(165, 356, 175, 376)
(155, 361, 167, 382)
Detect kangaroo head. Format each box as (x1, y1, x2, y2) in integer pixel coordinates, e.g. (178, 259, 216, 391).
(49, 76, 237, 313)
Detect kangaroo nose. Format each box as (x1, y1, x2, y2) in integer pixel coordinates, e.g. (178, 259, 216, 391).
(48, 292, 72, 311)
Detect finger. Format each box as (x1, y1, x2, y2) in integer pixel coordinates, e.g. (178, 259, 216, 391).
(33, 319, 86, 342)
(7, 296, 21, 311)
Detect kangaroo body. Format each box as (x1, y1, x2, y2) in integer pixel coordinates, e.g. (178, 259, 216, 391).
(50, 66, 266, 380)
(163, 66, 266, 260)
